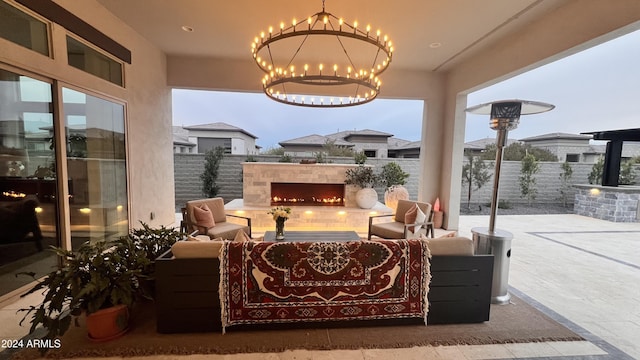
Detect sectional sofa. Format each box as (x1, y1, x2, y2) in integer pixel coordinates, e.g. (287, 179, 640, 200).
(155, 236, 493, 333)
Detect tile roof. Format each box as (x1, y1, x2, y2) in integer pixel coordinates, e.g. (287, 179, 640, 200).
(278, 134, 353, 147)
(173, 133, 195, 146)
(182, 122, 258, 139)
(325, 129, 394, 140)
(519, 132, 592, 141)
(464, 137, 519, 150)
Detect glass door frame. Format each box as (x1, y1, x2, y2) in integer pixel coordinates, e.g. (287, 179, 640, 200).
(0, 61, 130, 254)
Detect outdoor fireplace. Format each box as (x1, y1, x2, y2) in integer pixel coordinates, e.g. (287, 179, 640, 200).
(271, 182, 345, 206)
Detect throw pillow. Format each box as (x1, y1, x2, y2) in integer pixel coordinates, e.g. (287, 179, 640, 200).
(413, 206, 427, 234)
(404, 204, 418, 232)
(192, 204, 215, 229)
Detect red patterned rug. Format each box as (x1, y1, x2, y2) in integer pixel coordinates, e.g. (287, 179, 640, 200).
(220, 239, 430, 332)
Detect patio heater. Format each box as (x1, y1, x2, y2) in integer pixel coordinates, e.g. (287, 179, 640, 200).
(466, 100, 554, 304)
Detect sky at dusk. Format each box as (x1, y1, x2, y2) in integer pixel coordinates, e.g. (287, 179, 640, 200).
(172, 29, 640, 150)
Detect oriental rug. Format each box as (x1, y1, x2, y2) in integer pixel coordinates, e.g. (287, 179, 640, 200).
(10, 292, 583, 359)
(219, 239, 430, 332)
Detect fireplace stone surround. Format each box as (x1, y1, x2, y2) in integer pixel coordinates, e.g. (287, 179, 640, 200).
(224, 162, 392, 234)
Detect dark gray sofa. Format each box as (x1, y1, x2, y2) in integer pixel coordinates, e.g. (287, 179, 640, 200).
(155, 237, 493, 333)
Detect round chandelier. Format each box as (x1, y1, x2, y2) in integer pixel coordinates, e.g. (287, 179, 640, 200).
(251, 1, 393, 108)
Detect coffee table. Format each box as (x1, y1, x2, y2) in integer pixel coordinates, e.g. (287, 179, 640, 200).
(262, 230, 361, 242)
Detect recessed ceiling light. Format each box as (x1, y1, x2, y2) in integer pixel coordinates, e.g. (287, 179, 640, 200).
(429, 42, 442, 48)
(181, 25, 194, 32)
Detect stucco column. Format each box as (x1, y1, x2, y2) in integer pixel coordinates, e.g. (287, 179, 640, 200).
(438, 94, 468, 230)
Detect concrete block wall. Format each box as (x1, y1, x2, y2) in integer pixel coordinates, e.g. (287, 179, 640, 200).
(174, 153, 638, 210)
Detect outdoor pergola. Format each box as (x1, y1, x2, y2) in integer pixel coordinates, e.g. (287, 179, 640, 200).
(582, 128, 640, 187)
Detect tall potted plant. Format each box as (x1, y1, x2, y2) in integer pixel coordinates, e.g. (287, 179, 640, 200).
(345, 165, 381, 209)
(379, 162, 410, 211)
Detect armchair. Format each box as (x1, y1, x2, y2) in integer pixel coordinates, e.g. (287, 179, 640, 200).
(368, 199, 434, 239)
(182, 197, 251, 240)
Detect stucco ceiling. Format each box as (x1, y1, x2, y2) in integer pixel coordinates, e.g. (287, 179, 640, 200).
(96, 0, 568, 73)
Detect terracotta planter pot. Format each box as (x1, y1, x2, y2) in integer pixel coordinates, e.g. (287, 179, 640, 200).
(355, 188, 378, 209)
(433, 211, 444, 229)
(86, 304, 129, 342)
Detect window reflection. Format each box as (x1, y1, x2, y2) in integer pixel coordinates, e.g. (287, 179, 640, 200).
(0, 68, 57, 297)
(62, 88, 128, 248)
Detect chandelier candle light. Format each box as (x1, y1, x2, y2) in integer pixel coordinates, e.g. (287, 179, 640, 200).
(465, 99, 554, 304)
(251, 0, 393, 107)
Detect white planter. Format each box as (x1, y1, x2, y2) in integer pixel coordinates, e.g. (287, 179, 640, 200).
(384, 185, 410, 211)
(355, 188, 378, 209)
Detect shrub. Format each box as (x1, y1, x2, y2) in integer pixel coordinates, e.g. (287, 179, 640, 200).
(588, 156, 604, 184)
(201, 146, 224, 197)
(619, 160, 637, 185)
(558, 161, 574, 207)
(462, 154, 492, 209)
(354, 151, 368, 165)
(345, 166, 380, 188)
(519, 153, 540, 205)
(379, 162, 409, 187)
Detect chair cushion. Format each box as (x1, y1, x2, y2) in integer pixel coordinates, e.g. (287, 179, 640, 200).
(186, 197, 227, 225)
(192, 204, 215, 228)
(425, 236, 474, 256)
(404, 204, 418, 232)
(370, 221, 405, 239)
(206, 222, 250, 240)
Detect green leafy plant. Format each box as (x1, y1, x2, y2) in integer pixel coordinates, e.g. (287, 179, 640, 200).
(322, 139, 355, 157)
(558, 161, 574, 207)
(519, 153, 540, 205)
(354, 151, 368, 165)
(314, 151, 329, 163)
(481, 142, 558, 161)
(461, 154, 492, 209)
(379, 162, 409, 188)
(344, 165, 380, 188)
(244, 155, 257, 162)
(18, 223, 181, 345)
(588, 156, 604, 184)
(201, 146, 225, 197)
(128, 222, 182, 295)
(18, 238, 148, 343)
(619, 160, 637, 185)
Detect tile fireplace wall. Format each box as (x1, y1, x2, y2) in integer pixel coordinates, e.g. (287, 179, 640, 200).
(225, 162, 392, 234)
(242, 162, 361, 207)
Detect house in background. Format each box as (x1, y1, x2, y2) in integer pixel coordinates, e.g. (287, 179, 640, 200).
(172, 126, 196, 154)
(519, 132, 593, 162)
(388, 140, 420, 158)
(463, 137, 520, 156)
(519, 132, 640, 163)
(279, 129, 418, 158)
(465, 132, 640, 163)
(173, 122, 259, 155)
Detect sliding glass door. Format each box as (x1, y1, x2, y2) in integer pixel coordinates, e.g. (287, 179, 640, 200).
(0, 67, 129, 297)
(62, 87, 128, 249)
(0, 68, 58, 295)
